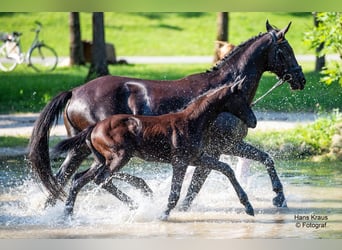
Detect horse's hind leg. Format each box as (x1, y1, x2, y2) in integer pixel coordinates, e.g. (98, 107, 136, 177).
(230, 141, 286, 207)
(45, 146, 90, 208)
(197, 153, 254, 216)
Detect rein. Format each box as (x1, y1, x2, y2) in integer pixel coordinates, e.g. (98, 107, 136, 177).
(251, 77, 286, 107)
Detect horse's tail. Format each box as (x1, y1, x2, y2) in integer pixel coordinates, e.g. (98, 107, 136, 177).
(53, 125, 95, 156)
(28, 91, 72, 200)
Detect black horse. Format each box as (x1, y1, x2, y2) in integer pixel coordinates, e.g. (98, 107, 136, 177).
(29, 21, 305, 209)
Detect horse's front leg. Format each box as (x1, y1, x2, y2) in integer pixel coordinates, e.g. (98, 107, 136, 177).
(197, 153, 254, 216)
(161, 159, 188, 221)
(230, 141, 287, 207)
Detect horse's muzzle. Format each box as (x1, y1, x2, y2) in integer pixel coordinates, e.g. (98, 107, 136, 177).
(288, 67, 306, 90)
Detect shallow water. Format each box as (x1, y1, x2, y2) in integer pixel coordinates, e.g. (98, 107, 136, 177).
(1, 156, 341, 239)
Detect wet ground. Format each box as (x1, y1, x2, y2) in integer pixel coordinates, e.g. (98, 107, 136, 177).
(1, 111, 341, 239)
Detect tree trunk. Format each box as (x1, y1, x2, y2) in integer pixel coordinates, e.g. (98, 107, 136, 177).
(213, 12, 229, 63)
(86, 12, 109, 81)
(69, 12, 85, 65)
(313, 12, 325, 72)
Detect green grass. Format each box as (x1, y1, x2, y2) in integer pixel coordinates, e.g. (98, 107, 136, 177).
(0, 136, 28, 147)
(1, 62, 341, 114)
(0, 12, 313, 57)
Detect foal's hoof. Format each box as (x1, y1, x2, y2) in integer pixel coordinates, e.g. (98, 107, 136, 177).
(273, 192, 287, 208)
(159, 210, 170, 221)
(128, 201, 139, 210)
(245, 202, 255, 216)
(178, 203, 190, 212)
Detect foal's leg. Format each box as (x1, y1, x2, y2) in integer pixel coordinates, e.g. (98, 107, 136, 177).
(46, 149, 153, 207)
(196, 153, 254, 216)
(94, 171, 139, 210)
(229, 141, 286, 207)
(179, 167, 211, 211)
(64, 162, 101, 216)
(112, 172, 153, 197)
(161, 160, 188, 220)
(93, 149, 139, 210)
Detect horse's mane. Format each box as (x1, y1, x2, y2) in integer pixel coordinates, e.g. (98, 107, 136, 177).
(208, 32, 269, 72)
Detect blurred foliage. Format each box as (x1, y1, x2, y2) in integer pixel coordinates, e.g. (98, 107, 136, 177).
(304, 12, 342, 86)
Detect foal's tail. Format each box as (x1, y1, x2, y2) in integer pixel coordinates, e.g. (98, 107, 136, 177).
(53, 125, 95, 156)
(28, 91, 72, 200)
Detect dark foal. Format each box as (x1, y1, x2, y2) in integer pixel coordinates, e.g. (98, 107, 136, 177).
(53, 81, 257, 219)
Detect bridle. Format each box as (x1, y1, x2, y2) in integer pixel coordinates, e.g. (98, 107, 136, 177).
(251, 32, 301, 107)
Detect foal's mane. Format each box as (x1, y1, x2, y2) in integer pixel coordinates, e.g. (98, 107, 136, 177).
(208, 31, 270, 72)
(184, 84, 232, 119)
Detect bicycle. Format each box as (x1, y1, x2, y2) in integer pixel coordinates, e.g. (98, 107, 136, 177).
(0, 21, 58, 72)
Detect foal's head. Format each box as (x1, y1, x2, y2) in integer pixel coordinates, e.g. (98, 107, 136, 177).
(222, 90, 257, 129)
(200, 79, 257, 129)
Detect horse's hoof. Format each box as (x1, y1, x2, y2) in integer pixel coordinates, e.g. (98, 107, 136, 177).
(273, 192, 287, 207)
(245, 202, 254, 216)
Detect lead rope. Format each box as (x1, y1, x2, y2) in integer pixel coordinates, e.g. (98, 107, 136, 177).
(251, 75, 290, 107)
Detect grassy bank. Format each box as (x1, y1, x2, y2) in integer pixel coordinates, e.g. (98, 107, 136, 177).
(1, 62, 341, 114)
(246, 113, 341, 160)
(0, 12, 313, 57)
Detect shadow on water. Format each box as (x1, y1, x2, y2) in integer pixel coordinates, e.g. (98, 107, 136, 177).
(0, 156, 341, 239)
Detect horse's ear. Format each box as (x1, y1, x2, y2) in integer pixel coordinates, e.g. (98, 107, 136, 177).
(266, 20, 273, 32)
(276, 22, 292, 41)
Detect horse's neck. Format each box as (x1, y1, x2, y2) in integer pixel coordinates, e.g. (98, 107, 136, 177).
(210, 35, 272, 104)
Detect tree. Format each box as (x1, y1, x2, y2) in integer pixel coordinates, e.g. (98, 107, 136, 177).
(86, 12, 109, 81)
(213, 12, 230, 63)
(313, 12, 325, 72)
(69, 12, 85, 65)
(304, 12, 342, 86)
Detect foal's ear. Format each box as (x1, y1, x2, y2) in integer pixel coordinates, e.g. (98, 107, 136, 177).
(230, 75, 246, 93)
(126, 116, 142, 136)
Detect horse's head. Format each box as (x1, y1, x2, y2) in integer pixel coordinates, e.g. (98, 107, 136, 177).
(266, 20, 306, 90)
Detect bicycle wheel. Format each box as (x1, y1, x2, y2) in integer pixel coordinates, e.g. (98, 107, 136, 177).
(28, 44, 58, 72)
(0, 42, 18, 72)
